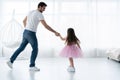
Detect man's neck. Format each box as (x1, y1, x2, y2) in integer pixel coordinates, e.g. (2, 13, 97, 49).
(37, 9, 42, 13)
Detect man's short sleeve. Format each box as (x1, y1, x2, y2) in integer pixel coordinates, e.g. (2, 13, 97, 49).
(38, 13, 44, 20)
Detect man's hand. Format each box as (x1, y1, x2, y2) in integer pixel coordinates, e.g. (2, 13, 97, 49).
(55, 32, 60, 36)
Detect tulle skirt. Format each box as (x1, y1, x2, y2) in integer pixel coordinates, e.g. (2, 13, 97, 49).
(60, 44, 83, 58)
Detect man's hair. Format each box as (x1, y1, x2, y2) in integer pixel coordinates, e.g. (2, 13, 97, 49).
(38, 2, 47, 8)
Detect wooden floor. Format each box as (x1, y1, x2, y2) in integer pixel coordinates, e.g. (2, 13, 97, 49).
(0, 58, 120, 80)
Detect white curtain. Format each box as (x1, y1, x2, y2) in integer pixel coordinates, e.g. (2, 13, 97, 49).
(0, 0, 120, 58)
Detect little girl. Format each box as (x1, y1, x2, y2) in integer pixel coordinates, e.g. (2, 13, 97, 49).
(59, 28, 83, 72)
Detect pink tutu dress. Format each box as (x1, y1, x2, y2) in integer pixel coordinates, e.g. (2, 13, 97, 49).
(60, 44, 83, 58)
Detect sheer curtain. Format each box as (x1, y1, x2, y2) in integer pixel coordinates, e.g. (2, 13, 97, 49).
(0, 0, 120, 58)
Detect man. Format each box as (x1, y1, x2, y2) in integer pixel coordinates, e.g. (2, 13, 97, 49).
(7, 2, 60, 71)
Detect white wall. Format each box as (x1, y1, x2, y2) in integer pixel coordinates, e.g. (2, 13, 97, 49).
(0, 0, 120, 58)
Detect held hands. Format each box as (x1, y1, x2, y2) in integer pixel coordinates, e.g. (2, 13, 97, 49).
(54, 32, 65, 40)
(55, 32, 60, 36)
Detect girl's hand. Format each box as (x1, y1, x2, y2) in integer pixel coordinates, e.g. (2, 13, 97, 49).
(59, 35, 66, 40)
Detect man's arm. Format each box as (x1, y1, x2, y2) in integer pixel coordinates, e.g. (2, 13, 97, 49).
(23, 16, 27, 27)
(40, 20, 59, 36)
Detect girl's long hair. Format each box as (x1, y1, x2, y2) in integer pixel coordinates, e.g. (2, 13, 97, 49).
(65, 28, 80, 45)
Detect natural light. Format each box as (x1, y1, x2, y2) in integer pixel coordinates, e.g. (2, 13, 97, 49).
(0, 0, 120, 58)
